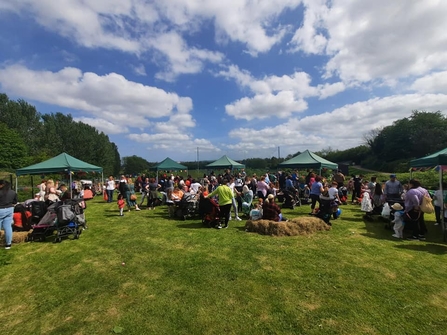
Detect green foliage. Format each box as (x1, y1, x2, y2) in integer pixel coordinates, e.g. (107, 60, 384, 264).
(317, 145, 371, 165)
(0, 122, 30, 170)
(122, 155, 151, 175)
(365, 110, 447, 171)
(0, 94, 121, 175)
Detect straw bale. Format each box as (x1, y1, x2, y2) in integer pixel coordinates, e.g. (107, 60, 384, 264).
(0, 231, 30, 245)
(245, 217, 330, 236)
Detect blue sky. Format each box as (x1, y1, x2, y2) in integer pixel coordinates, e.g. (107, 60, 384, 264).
(1, 0, 447, 163)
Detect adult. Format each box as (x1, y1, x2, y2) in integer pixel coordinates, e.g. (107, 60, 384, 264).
(228, 177, 242, 221)
(367, 176, 377, 193)
(139, 177, 150, 206)
(125, 178, 141, 211)
(205, 178, 233, 229)
(333, 170, 345, 188)
(44, 179, 59, 203)
(404, 179, 428, 241)
(105, 175, 116, 203)
(0, 180, 18, 249)
(384, 174, 403, 202)
(309, 175, 324, 214)
(146, 178, 161, 209)
(256, 176, 270, 200)
(352, 175, 362, 204)
(262, 194, 285, 221)
(13, 203, 32, 231)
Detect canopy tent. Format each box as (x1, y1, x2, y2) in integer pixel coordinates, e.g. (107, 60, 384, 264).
(205, 155, 245, 170)
(410, 148, 447, 241)
(278, 150, 338, 174)
(16, 152, 103, 197)
(150, 157, 187, 181)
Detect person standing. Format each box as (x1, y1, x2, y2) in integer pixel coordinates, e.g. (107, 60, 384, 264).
(105, 175, 116, 203)
(404, 179, 428, 241)
(333, 170, 345, 188)
(0, 180, 18, 249)
(205, 178, 234, 229)
(309, 175, 324, 214)
(384, 174, 403, 202)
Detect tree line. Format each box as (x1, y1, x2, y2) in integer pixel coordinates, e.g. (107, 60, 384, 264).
(0, 93, 121, 175)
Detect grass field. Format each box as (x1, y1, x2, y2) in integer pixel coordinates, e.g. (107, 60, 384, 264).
(1, 195, 446, 335)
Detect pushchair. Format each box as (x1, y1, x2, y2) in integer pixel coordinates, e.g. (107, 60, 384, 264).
(282, 188, 301, 209)
(199, 195, 223, 228)
(27, 202, 59, 242)
(299, 183, 311, 204)
(168, 193, 199, 220)
(53, 200, 84, 243)
(315, 198, 339, 225)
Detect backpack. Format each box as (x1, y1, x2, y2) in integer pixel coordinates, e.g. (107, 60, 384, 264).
(420, 193, 434, 214)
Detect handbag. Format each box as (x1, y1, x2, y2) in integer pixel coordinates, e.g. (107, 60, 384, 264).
(420, 193, 434, 214)
(130, 194, 137, 201)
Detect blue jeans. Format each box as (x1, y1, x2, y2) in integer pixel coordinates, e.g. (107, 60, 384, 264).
(107, 189, 114, 203)
(0, 207, 13, 246)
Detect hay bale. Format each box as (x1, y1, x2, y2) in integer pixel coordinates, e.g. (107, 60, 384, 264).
(245, 217, 330, 236)
(0, 231, 30, 245)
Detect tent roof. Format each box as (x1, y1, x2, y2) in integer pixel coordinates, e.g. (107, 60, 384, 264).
(150, 157, 187, 171)
(278, 150, 338, 170)
(16, 152, 103, 176)
(410, 148, 447, 167)
(205, 155, 245, 169)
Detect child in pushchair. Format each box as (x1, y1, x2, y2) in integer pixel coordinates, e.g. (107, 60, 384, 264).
(168, 192, 199, 220)
(282, 188, 300, 209)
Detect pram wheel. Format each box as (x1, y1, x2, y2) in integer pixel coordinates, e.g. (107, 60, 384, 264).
(39, 236, 46, 242)
(54, 237, 62, 243)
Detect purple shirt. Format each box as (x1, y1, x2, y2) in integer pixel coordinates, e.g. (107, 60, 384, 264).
(404, 187, 427, 212)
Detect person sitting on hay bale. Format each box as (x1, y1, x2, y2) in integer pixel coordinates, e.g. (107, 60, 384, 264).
(262, 194, 286, 222)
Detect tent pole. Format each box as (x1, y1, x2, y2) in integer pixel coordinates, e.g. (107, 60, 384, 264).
(30, 175, 34, 199)
(69, 170, 73, 199)
(440, 166, 445, 241)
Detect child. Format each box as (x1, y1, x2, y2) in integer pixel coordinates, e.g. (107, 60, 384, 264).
(117, 194, 125, 216)
(391, 203, 405, 238)
(249, 198, 263, 221)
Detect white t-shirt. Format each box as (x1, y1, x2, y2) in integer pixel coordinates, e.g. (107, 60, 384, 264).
(106, 180, 116, 190)
(328, 187, 339, 200)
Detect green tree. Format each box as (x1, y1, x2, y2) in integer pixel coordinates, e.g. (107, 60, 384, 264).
(0, 122, 30, 170)
(122, 155, 151, 175)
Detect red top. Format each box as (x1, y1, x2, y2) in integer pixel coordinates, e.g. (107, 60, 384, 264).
(13, 211, 32, 227)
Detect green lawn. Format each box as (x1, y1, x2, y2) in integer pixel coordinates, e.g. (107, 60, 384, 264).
(1, 196, 446, 335)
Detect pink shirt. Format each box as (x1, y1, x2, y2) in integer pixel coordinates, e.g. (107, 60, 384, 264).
(256, 181, 270, 197)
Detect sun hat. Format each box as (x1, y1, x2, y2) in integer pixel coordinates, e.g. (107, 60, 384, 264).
(391, 203, 403, 211)
(267, 194, 275, 200)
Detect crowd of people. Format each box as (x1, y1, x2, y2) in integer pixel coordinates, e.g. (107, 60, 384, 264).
(1, 168, 441, 249)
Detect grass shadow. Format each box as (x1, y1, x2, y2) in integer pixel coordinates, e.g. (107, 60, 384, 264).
(176, 222, 210, 229)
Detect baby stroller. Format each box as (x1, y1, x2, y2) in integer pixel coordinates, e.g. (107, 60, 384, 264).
(27, 202, 59, 242)
(169, 193, 199, 220)
(53, 200, 83, 243)
(299, 183, 311, 204)
(282, 188, 300, 209)
(199, 195, 223, 228)
(29, 201, 48, 225)
(315, 198, 339, 225)
(338, 186, 348, 205)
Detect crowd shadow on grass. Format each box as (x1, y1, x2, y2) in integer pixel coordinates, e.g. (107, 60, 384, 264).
(359, 215, 447, 248)
(176, 221, 209, 229)
(394, 243, 447, 255)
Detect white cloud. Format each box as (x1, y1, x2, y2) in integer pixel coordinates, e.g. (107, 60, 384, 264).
(74, 117, 128, 135)
(410, 71, 447, 94)
(128, 132, 221, 153)
(0, 0, 306, 80)
(219, 65, 345, 120)
(150, 31, 224, 82)
(228, 93, 447, 155)
(131, 64, 147, 76)
(0, 64, 192, 128)
(289, 0, 447, 84)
